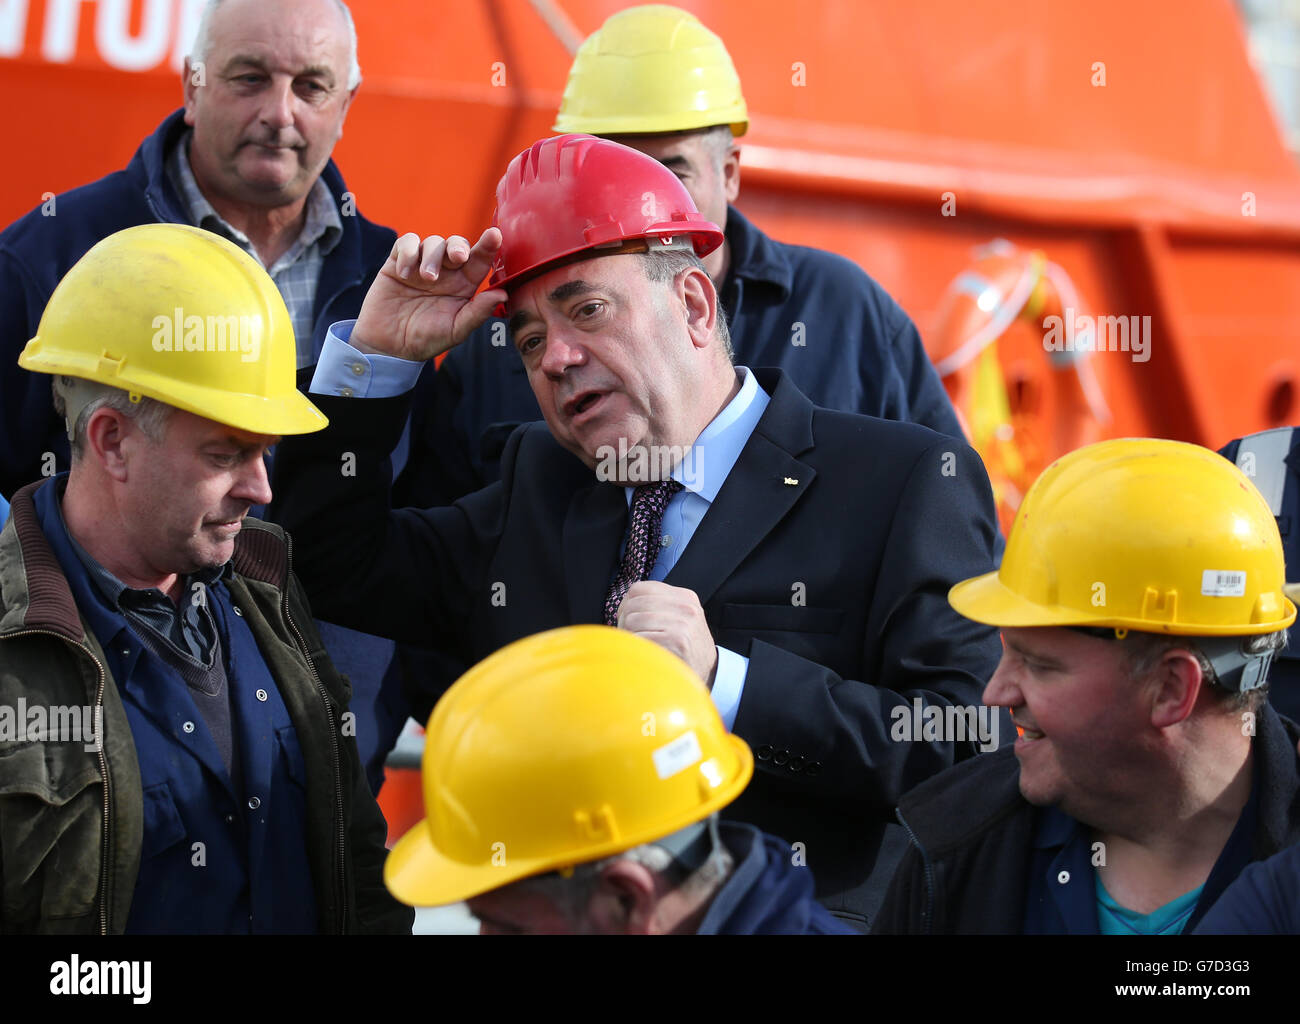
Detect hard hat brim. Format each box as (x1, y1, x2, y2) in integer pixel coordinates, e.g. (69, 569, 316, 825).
(383, 820, 561, 908)
(951, 571, 1298, 634)
(19, 349, 329, 436)
(948, 570, 1101, 628)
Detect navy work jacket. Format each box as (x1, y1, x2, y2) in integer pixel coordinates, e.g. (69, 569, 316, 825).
(34, 478, 317, 933)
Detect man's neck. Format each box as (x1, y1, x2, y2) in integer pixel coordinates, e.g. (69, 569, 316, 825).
(1092, 739, 1253, 914)
(189, 160, 307, 268)
(62, 473, 181, 602)
(704, 238, 731, 289)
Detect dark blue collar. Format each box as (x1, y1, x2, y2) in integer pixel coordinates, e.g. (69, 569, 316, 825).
(1028, 771, 1262, 933)
(722, 205, 792, 297)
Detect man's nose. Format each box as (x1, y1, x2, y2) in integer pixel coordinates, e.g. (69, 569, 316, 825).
(235, 453, 274, 507)
(981, 653, 1021, 710)
(540, 331, 586, 378)
(259, 79, 295, 132)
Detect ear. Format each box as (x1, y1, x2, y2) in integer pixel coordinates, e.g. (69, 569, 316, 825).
(182, 58, 200, 127)
(588, 860, 661, 935)
(337, 84, 359, 141)
(679, 266, 719, 352)
(721, 142, 740, 204)
(83, 408, 133, 483)
(1147, 648, 1204, 729)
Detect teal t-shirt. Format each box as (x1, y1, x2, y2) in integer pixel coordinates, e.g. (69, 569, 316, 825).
(1096, 874, 1204, 935)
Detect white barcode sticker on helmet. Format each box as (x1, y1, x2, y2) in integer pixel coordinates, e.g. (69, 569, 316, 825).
(1202, 570, 1247, 597)
(653, 730, 703, 780)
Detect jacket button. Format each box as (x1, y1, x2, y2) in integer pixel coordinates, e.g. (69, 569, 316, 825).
(255, 689, 268, 702)
(224, 814, 234, 825)
(806, 761, 822, 777)
(773, 749, 790, 766)
(182, 721, 195, 734)
(1057, 870, 1070, 885)
(756, 744, 773, 761)
(233, 606, 244, 617)
(789, 755, 805, 773)
(248, 797, 261, 810)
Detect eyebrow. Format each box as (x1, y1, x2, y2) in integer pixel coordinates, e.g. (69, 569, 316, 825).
(506, 279, 600, 337)
(223, 55, 336, 86)
(657, 155, 692, 173)
(1003, 635, 1066, 669)
(205, 434, 278, 452)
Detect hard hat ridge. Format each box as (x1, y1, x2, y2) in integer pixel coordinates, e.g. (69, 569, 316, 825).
(487, 134, 723, 295)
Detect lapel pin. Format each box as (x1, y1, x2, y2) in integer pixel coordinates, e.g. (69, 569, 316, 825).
(783, 477, 799, 486)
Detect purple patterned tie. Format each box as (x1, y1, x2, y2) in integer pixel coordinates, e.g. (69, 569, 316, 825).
(603, 479, 684, 626)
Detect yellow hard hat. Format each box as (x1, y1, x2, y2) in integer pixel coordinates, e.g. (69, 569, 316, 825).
(19, 224, 326, 436)
(553, 4, 748, 137)
(951, 438, 1295, 635)
(384, 625, 753, 907)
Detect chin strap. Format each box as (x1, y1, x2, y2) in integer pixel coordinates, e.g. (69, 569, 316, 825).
(1198, 636, 1276, 693)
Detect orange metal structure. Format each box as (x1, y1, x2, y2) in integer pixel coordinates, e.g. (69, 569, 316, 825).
(4, 0, 1298, 451)
(5, 0, 1300, 830)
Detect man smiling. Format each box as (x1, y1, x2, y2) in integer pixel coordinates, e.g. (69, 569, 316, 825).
(873, 438, 1300, 935)
(271, 134, 1003, 928)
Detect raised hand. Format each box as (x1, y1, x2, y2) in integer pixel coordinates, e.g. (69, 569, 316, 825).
(350, 228, 507, 362)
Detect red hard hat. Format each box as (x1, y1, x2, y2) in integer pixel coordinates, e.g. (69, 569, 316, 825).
(487, 134, 724, 293)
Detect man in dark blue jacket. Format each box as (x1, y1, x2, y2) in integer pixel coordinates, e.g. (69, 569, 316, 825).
(384, 625, 856, 935)
(0, 0, 404, 792)
(874, 439, 1300, 935)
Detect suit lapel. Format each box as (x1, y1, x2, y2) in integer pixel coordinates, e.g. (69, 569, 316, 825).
(563, 481, 628, 623)
(667, 435, 814, 608)
(667, 369, 817, 608)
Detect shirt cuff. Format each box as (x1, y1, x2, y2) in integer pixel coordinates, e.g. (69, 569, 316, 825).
(309, 321, 424, 398)
(710, 645, 748, 732)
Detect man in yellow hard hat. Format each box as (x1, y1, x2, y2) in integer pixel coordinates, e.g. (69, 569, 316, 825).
(401, 3, 964, 504)
(0, 0, 409, 797)
(272, 133, 1004, 931)
(385, 625, 855, 934)
(873, 438, 1300, 935)
(0, 224, 411, 934)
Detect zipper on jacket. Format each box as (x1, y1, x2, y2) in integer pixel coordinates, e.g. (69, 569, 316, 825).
(279, 537, 349, 934)
(1, 628, 111, 934)
(896, 808, 936, 936)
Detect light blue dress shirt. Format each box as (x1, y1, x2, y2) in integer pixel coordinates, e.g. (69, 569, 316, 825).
(311, 322, 770, 729)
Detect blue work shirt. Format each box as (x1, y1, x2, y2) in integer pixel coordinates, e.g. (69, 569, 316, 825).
(33, 476, 317, 933)
(1022, 787, 1259, 934)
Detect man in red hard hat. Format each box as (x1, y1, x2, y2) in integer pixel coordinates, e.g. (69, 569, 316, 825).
(271, 134, 1004, 929)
